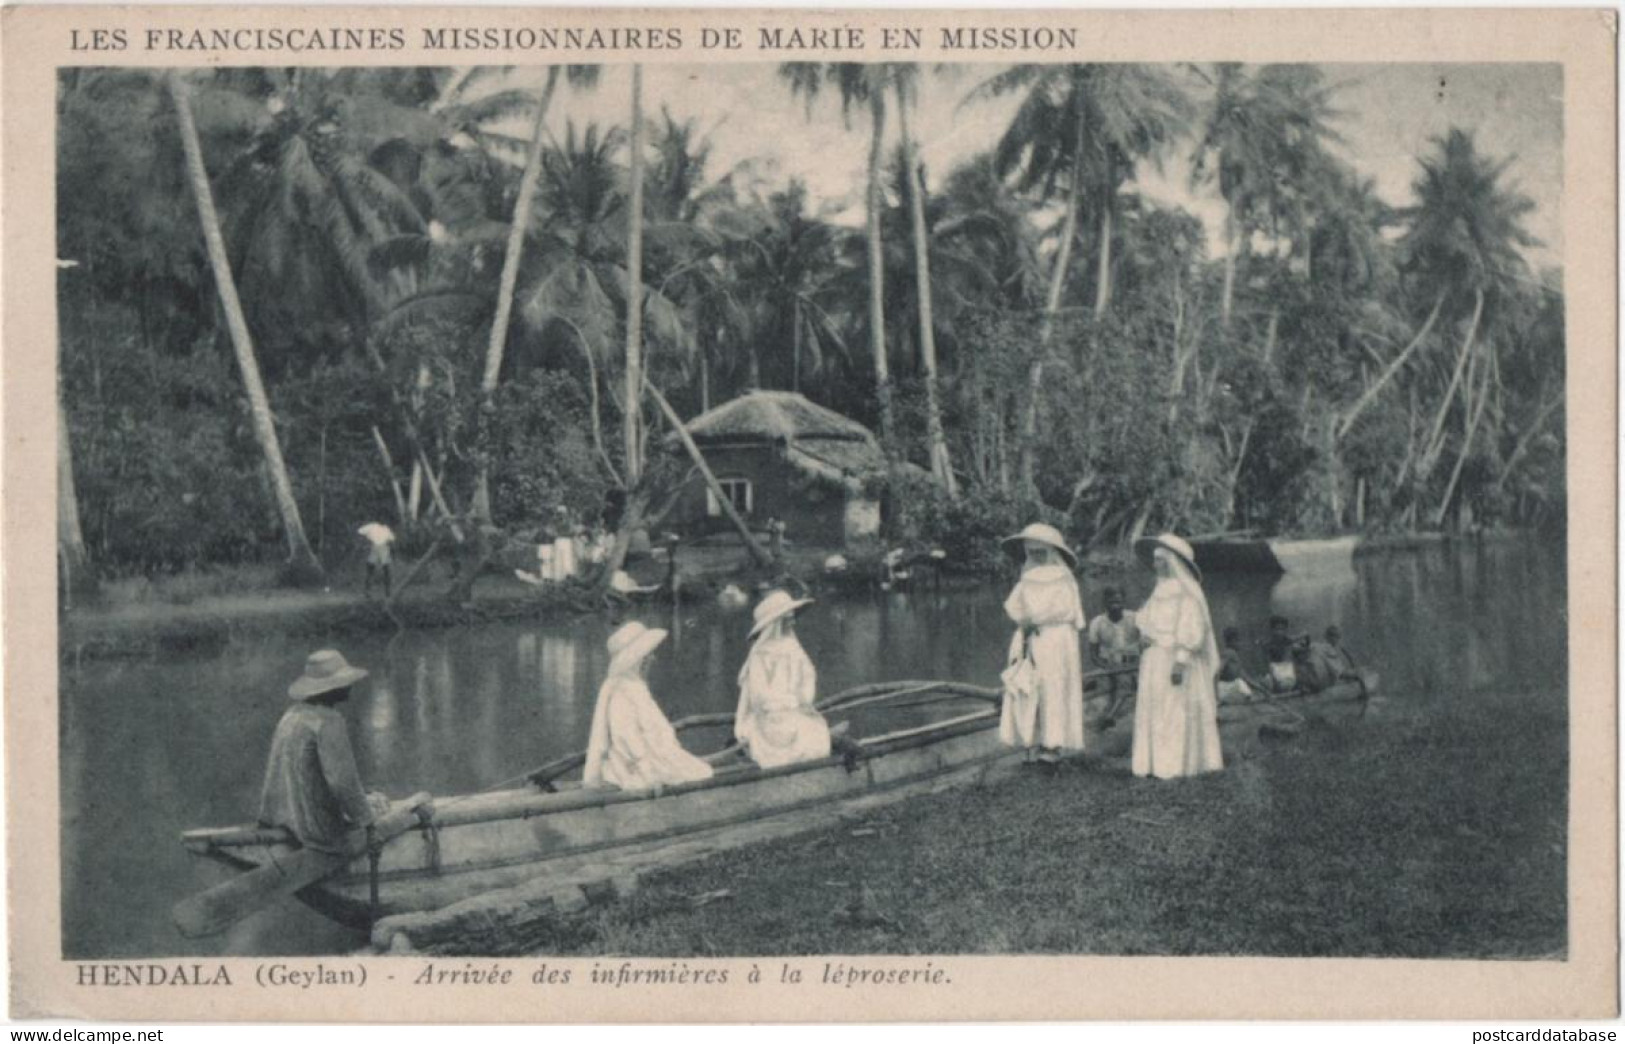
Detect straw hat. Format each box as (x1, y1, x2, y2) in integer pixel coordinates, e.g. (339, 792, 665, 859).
(1002, 522, 1077, 568)
(607, 621, 668, 675)
(1134, 532, 1201, 582)
(748, 589, 814, 639)
(288, 649, 369, 700)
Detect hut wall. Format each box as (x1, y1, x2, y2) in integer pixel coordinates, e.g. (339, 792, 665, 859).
(668, 443, 850, 547)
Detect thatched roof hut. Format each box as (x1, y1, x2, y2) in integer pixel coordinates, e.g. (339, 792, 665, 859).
(668, 391, 886, 547)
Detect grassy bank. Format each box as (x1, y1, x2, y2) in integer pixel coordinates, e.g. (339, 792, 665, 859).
(544, 692, 1565, 958)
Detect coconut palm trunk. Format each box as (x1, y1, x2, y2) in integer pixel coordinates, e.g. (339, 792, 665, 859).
(1335, 293, 1444, 441)
(1093, 188, 1114, 318)
(471, 66, 563, 522)
(895, 77, 958, 498)
(168, 73, 321, 578)
(58, 388, 93, 600)
(1220, 208, 1238, 329)
(624, 64, 646, 490)
(1017, 101, 1087, 496)
(602, 64, 650, 588)
(866, 87, 896, 454)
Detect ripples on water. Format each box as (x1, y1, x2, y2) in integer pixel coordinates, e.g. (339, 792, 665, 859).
(60, 537, 1566, 958)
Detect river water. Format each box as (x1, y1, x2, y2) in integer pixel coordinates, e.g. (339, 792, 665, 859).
(60, 536, 1567, 959)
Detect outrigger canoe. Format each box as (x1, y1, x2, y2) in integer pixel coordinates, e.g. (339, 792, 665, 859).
(178, 669, 1376, 932)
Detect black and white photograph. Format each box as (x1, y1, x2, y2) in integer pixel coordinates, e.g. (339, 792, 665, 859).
(9, 4, 1612, 1022)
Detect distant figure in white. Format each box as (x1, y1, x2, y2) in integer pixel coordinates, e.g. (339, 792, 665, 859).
(735, 590, 831, 769)
(549, 520, 578, 581)
(583, 622, 714, 792)
(1130, 534, 1224, 779)
(998, 523, 1087, 764)
(357, 523, 395, 598)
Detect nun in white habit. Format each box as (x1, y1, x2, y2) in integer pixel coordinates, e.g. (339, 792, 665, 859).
(999, 523, 1087, 762)
(1130, 533, 1224, 779)
(735, 590, 831, 769)
(583, 621, 714, 791)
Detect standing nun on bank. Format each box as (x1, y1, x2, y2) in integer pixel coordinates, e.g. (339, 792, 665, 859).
(999, 523, 1087, 763)
(736, 590, 832, 769)
(583, 621, 715, 791)
(1130, 533, 1224, 779)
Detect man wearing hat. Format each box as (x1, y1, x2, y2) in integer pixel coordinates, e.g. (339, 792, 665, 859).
(735, 590, 831, 769)
(257, 650, 389, 853)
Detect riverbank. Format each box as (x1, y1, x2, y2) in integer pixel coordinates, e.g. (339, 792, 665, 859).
(61, 544, 1130, 660)
(531, 690, 1564, 959)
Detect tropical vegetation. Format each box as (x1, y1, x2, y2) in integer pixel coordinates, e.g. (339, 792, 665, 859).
(55, 63, 1565, 592)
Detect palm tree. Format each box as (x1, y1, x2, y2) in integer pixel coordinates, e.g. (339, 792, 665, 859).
(969, 63, 1191, 495)
(780, 63, 898, 452)
(472, 65, 601, 522)
(167, 72, 322, 577)
(605, 67, 769, 576)
(1191, 63, 1345, 327)
(730, 182, 849, 394)
(1397, 128, 1538, 524)
(893, 68, 959, 497)
(204, 69, 430, 370)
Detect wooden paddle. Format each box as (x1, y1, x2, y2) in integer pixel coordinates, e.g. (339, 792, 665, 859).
(172, 792, 432, 939)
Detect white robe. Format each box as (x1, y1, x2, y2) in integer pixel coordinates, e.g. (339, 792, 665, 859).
(735, 633, 831, 769)
(999, 563, 1086, 751)
(1132, 563, 1224, 779)
(583, 675, 714, 791)
(550, 536, 578, 581)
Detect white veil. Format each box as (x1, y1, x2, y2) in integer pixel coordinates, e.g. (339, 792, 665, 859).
(1166, 551, 1220, 681)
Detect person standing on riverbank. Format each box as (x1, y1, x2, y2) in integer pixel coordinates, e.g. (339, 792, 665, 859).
(257, 650, 390, 853)
(357, 523, 395, 599)
(736, 590, 831, 769)
(998, 523, 1086, 765)
(583, 622, 714, 792)
(1131, 534, 1223, 780)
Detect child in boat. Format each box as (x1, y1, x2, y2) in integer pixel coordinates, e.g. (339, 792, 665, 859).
(583, 622, 714, 792)
(999, 523, 1086, 765)
(1215, 626, 1258, 702)
(1306, 625, 1361, 686)
(1087, 586, 1140, 722)
(736, 590, 832, 769)
(1262, 615, 1308, 693)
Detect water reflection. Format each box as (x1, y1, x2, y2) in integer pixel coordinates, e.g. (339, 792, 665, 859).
(60, 536, 1566, 958)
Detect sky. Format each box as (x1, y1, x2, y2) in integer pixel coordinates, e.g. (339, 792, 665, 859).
(517, 62, 1563, 269)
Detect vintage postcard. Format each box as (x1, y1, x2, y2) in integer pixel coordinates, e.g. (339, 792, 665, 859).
(2, 3, 1615, 1023)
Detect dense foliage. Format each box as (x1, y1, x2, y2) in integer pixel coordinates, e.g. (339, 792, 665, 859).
(56, 65, 1565, 581)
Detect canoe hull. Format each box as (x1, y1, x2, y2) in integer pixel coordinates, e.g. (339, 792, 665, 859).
(1192, 536, 1361, 574)
(187, 679, 1371, 929)
(198, 709, 1013, 928)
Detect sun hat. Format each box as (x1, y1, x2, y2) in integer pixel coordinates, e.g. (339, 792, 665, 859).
(1134, 533, 1201, 583)
(288, 649, 369, 700)
(1001, 522, 1077, 568)
(748, 589, 814, 639)
(607, 621, 668, 675)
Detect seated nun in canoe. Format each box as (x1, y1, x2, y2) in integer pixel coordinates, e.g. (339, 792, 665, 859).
(735, 590, 832, 769)
(583, 622, 714, 792)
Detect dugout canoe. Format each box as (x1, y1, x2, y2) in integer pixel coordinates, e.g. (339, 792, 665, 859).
(178, 671, 1375, 931)
(1191, 535, 1361, 575)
